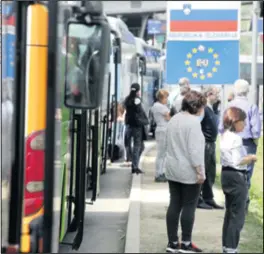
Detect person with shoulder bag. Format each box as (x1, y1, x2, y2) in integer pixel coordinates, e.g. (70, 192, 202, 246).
(123, 83, 149, 174)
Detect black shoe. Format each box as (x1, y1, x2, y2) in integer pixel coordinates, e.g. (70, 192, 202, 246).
(162, 174, 168, 181)
(135, 168, 144, 174)
(155, 175, 167, 183)
(197, 201, 213, 209)
(179, 242, 202, 253)
(132, 169, 136, 174)
(205, 200, 224, 209)
(166, 242, 180, 253)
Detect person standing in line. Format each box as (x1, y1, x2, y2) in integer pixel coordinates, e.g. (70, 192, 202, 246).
(219, 79, 262, 212)
(198, 86, 224, 209)
(151, 89, 171, 182)
(170, 77, 191, 116)
(164, 91, 206, 253)
(227, 91, 235, 103)
(212, 91, 221, 126)
(220, 107, 257, 253)
(123, 83, 149, 174)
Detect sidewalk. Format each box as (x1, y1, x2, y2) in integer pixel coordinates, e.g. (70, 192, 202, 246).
(60, 164, 132, 253)
(125, 142, 261, 253)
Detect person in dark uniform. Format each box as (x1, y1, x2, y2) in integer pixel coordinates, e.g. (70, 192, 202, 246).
(213, 99, 221, 126)
(198, 87, 224, 210)
(123, 83, 149, 174)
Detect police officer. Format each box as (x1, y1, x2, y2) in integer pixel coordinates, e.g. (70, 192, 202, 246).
(123, 83, 149, 174)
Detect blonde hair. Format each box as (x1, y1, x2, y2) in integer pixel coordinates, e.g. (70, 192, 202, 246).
(156, 89, 169, 102)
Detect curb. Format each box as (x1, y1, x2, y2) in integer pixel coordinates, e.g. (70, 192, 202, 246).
(124, 141, 156, 253)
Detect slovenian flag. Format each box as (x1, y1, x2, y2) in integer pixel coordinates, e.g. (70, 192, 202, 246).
(170, 4, 239, 32)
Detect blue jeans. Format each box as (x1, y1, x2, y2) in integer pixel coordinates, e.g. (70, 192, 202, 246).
(242, 139, 257, 189)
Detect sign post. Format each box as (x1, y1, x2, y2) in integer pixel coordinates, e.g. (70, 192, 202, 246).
(251, 2, 261, 105)
(165, 1, 241, 86)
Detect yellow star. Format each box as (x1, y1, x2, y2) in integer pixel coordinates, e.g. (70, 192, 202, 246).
(192, 72, 198, 78)
(187, 53, 192, 59)
(215, 60, 220, 65)
(187, 67, 192, 72)
(185, 60, 191, 66)
(207, 72, 213, 78)
(200, 75, 205, 80)
(212, 67, 218, 72)
(208, 48, 214, 53)
(192, 48, 198, 54)
(213, 53, 219, 59)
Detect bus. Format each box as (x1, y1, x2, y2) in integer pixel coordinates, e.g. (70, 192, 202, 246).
(1, 1, 111, 253)
(106, 17, 139, 162)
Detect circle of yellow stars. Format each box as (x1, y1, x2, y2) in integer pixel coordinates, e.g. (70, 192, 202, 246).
(184, 47, 221, 80)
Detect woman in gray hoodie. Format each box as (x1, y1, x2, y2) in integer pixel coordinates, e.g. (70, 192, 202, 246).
(164, 90, 206, 253)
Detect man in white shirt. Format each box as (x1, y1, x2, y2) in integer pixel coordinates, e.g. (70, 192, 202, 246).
(171, 77, 190, 115)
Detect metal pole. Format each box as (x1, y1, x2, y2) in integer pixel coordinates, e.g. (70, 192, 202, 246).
(251, 1, 260, 104)
(139, 15, 148, 39)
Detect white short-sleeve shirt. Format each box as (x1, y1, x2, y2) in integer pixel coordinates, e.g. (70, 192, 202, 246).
(220, 130, 247, 170)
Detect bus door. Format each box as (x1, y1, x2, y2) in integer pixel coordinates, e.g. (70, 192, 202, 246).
(99, 29, 118, 174)
(109, 32, 121, 162)
(1, 0, 28, 252)
(59, 1, 111, 251)
(100, 69, 112, 175)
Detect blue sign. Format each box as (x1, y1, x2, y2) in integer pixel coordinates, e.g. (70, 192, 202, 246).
(2, 33, 15, 79)
(166, 40, 239, 85)
(166, 2, 240, 85)
(2, 3, 13, 16)
(250, 18, 263, 34)
(147, 19, 166, 35)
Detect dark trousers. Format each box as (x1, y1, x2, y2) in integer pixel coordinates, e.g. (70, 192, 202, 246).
(124, 125, 132, 162)
(125, 125, 144, 170)
(166, 180, 201, 243)
(221, 168, 248, 251)
(199, 142, 216, 202)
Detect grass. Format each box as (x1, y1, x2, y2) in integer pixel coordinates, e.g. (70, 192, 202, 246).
(215, 136, 263, 253)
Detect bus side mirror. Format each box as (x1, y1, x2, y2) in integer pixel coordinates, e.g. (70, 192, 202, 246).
(64, 20, 110, 110)
(139, 56, 146, 75)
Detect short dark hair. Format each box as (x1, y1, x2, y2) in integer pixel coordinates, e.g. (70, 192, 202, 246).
(223, 107, 247, 131)
(181, 91, 207, 114)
